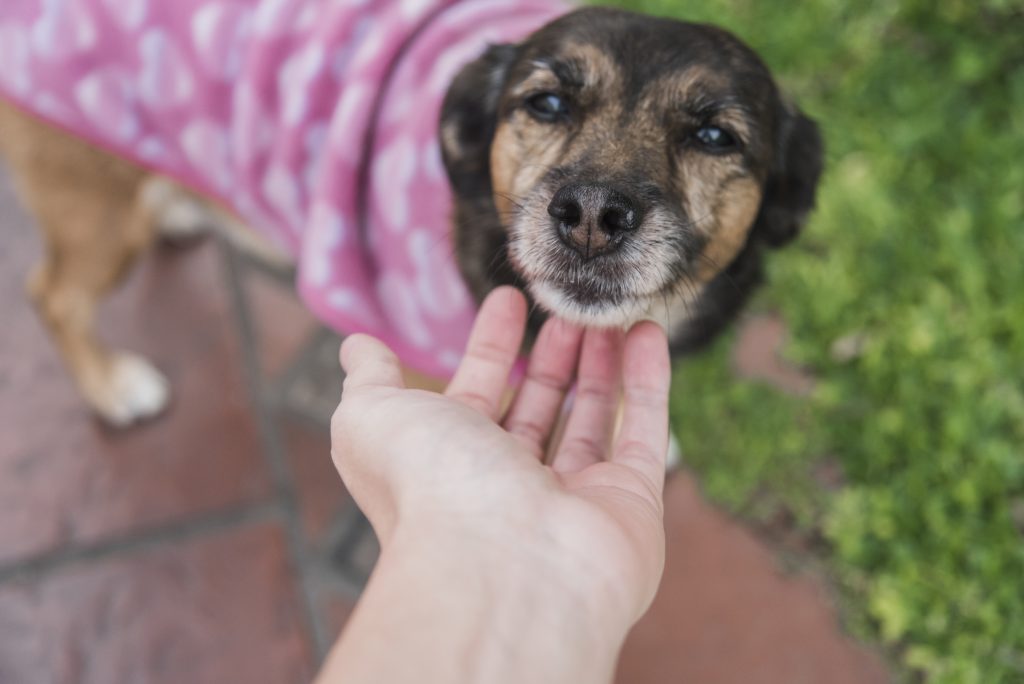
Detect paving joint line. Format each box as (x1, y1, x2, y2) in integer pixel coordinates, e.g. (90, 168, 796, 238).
(0, 499, 284, 584)
(218, 240, 335, 662)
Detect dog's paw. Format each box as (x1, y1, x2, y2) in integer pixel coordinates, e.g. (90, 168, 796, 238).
(155, 195, 215, 242)
(85, 353, 171, 427)
(140, 176, 215, 243)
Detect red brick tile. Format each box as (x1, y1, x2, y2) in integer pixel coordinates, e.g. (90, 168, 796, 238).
(319, 591, 357, 641)
(616, 475, 890, 684)
(732, 313, 816, 395)
(245, 275, 319, 379)
(284, 422, 352, 547)
(0, 522, 314, 684)
(305, 577, 358, 654)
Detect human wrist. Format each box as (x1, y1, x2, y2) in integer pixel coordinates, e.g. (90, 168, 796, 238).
(377, 520, 632, 683)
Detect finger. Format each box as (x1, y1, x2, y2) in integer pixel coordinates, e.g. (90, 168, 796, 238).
(445, 286, 527, 418)
(551, 327, 625, 473)
(611, 321, 672, 491)
(502, 317, 583, 454)
(339, 334, 406, 391)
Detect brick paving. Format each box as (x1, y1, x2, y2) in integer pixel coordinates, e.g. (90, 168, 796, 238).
(0, 163, 889, 683)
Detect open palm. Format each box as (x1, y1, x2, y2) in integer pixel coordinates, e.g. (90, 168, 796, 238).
(331, 287, 671, 625)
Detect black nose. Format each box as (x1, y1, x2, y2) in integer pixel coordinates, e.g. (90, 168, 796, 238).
(547, 183, 643, 259)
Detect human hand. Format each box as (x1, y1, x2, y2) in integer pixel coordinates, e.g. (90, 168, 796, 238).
(331, 286, 671, 636)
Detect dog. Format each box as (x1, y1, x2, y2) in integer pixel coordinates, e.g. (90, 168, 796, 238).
(0, 1, 822, 426)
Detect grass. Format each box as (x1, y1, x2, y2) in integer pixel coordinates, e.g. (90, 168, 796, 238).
(603, 0, 1024, 681)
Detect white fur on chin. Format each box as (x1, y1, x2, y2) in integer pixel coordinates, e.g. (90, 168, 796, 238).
(528, 280, 650, 328)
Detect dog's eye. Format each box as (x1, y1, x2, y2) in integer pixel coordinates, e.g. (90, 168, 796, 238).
(694, 125, 737, 151)
(525, 93, 569, 122)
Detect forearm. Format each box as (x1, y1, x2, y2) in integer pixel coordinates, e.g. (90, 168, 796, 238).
(316, 525, 627, 684)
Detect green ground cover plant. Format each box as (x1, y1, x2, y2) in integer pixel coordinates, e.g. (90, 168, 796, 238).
(604, 1, 1024, 681)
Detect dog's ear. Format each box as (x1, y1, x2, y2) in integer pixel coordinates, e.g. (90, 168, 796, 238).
(440, 44, 519, 199)
(752, 104, 824, 248)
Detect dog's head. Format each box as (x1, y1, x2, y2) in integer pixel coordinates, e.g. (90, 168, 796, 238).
(441, 7, 823, 338)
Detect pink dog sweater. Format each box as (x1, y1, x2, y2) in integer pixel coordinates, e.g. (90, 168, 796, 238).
(0, 0, 568, 377)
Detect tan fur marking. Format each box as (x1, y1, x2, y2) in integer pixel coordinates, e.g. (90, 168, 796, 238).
(711, 108, 753, 144)
(508, 68, 562, 99)
(561, 42, 621, 95)
(489, 122, 519, 219)
(649, 65, 726, 103)
(490, 117, 567, 221)
(695, 177, 762, 282)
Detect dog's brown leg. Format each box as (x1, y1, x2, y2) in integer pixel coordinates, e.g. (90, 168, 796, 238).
(1, 103, 169, 425)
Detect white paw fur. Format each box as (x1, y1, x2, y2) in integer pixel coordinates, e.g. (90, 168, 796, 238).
(156, 196, 213, 240)
(85, 353, 171, 427)
(140, 176, 214, 240)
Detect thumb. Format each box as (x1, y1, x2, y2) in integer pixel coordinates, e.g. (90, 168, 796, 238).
(340, 334, 406, 391)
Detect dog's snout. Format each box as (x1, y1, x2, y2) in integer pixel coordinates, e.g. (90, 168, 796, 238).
(547, 183, 643, 259)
